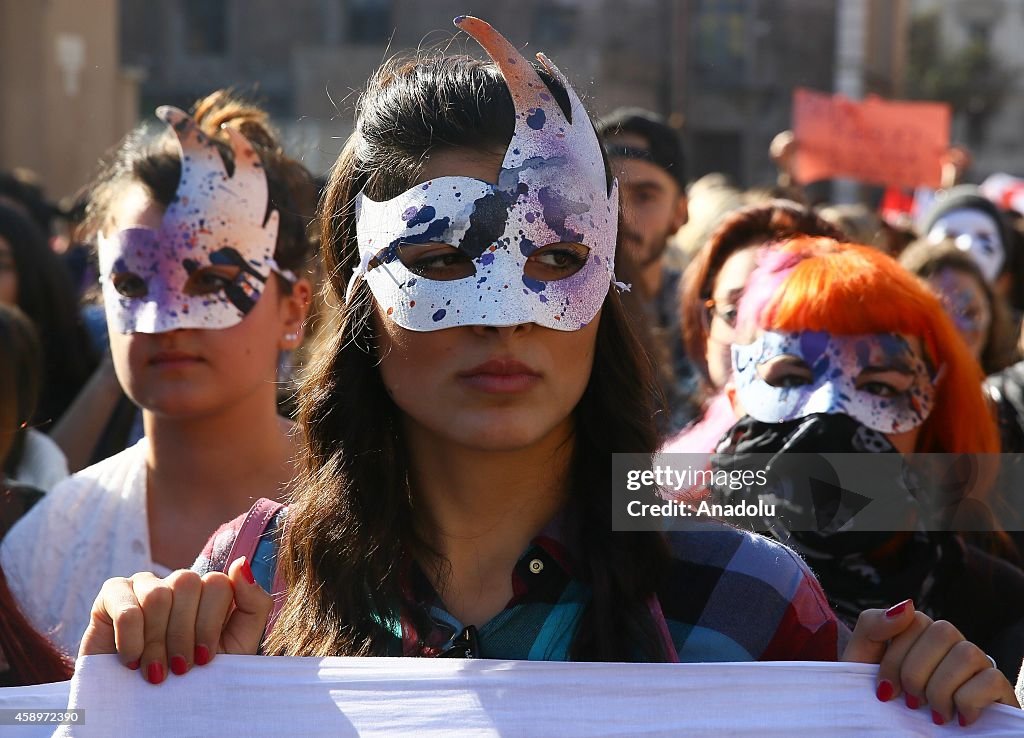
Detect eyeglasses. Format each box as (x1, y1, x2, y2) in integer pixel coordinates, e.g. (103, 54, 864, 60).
(703, 298, 740, 331)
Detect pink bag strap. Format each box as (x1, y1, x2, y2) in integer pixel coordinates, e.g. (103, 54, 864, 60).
(225, 498, 288, 640)
(225, 497, 284, 565)
(646, 593, 679, 663)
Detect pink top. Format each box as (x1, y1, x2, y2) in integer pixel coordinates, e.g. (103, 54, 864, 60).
(661, 393, 738, 453)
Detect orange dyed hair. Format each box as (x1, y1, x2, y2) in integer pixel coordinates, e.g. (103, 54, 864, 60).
(759, 237, 999, 453)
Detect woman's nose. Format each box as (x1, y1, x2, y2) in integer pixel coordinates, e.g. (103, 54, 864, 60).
(470, 322, 533, 339)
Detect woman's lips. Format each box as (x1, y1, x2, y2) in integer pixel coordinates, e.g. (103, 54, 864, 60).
(457, 359, 541, 394)
(149, 350, 203, 367)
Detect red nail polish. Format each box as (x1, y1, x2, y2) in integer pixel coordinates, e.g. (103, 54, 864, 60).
(875, 680, 894, 702)
(147, 662, 165, 685)
(932, 710, 945, 726)
(126, 659, 140, 670)
(958, 713, 967, 727)
(170, 655, 187, 675)
(905, 693, 920, 710)
(240, 557, 256, 585)
(885, 599, 912, 618)
(195, 644, 211, 666)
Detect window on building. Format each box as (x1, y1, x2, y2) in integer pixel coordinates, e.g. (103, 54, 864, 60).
(694, 0, 748, 88)
(966, 21, 991, 45)
(531, 1, 579, 46)
(182, 0, 228, 56)
(347, 0, 393, 43)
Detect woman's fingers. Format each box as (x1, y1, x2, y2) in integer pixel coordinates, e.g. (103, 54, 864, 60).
(79, 563, 271, 683)
(896, 619, 965, 722)
(873, 611, 932, 705)
(163, 569, 203, 676)
(193, 572, 234, 665)
(917, 638, 1018, 726)
(131, 572, 175, 684)
(954, 666, 1021, 726)
(853, 604, 1021, 726)
(219, 557, 274, 655)
(841, 599, 917, 665)
(80, 576, 144, 668)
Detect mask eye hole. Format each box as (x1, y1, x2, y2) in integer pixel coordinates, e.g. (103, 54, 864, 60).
(854, 370, 914, 398)
(111, 272, 148, 298)
(757, 355, 813, 388)
(183, 265, 241, 296)
(392, 242, 476, 281)
(523, 242, 590, 282)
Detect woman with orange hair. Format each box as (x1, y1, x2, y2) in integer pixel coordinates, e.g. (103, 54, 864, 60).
(715, 236, 1024, 678)
(729, 236, 998, 454)
(663, 200, 846, 453)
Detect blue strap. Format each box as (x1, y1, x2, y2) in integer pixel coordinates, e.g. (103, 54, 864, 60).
(249, 511, 283, 593)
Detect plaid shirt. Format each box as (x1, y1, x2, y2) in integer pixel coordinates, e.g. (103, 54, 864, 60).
(194, 511, 844, 662)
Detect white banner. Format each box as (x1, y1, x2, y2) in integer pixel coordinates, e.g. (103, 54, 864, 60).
(0, 680, 72, 737)
(3, 656, 1022, 737)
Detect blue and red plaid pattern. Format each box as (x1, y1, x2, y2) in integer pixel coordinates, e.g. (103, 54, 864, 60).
(194, 513, 843, 662)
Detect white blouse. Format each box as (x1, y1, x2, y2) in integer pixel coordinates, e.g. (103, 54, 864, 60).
(15, 429, 70, 491)
(0, 438, 171, 656)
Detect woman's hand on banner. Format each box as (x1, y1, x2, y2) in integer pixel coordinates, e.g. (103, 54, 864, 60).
(79, 556, 272, 683)
(843, 599, 1018, 726)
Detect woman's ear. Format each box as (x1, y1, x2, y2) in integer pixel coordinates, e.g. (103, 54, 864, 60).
(671, 193, 689, 232)
(279, 277, 312, 351)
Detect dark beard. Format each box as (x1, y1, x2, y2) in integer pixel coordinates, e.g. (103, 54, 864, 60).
(622, 227, 671, 269)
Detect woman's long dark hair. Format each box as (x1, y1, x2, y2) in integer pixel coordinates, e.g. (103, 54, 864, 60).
(0, 204, 97, 429)
(266, 52, 672, 660)
(0, 305, 42, 477)
(0, 567, 73, 685)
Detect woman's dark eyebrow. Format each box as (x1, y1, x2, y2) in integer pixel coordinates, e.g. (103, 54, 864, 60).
(763, 354, 812, 369)
(860, 363, 913, 375)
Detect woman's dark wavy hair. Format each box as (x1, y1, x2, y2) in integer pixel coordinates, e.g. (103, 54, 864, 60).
(0, 305, 42, 477)
(0, 306, 71, 684)
(0, 566, 73, 686)
(265, 52, 673, 660)
(0, 204, 96, 429)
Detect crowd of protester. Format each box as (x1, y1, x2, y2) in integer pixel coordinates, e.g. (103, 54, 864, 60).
(0, 13, 1022, 727)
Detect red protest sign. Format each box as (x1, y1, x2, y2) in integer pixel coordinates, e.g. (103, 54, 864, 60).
(792, 88, 951, 189)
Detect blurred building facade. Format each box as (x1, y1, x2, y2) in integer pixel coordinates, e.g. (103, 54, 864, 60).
(910, 0, 1024, 179)
(0, 0, 138, 200)
(119, 0, 910, 188)
(680, 0, 908, 188)
(119, 0, 685, 178)
(0, 0, 912, 197)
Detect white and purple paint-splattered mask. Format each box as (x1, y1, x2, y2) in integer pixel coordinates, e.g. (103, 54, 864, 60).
(731, 331, 939, 435)
(349, 16, 619, 332)
(97, 106, 292, 334)
(926, 208, 1005, 283)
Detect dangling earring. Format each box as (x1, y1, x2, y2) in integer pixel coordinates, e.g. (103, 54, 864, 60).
(284, 331, 300, 342)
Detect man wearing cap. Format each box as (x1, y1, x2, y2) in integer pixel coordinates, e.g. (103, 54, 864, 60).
(598, 108, 698, 431)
